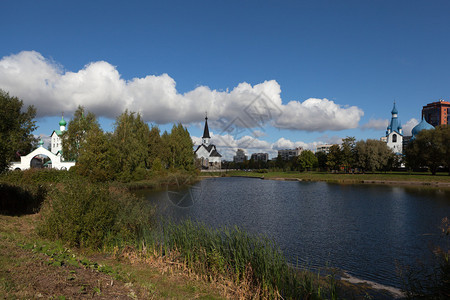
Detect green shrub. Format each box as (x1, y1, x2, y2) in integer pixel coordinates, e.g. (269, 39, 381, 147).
(38, 178, 154, 249)
(0, 168, 74, 185)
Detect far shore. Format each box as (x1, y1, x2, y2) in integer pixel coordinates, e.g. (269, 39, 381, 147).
(199, 170, 450, 188)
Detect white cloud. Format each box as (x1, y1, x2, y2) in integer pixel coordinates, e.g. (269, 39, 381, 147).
(402, 118, 419, 136)
(361, 118, 388, 130)
(0, 51, 364, 132)
(273, 98, 364, 131)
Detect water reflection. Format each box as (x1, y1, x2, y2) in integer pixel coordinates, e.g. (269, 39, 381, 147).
(137, 177, 450, 288)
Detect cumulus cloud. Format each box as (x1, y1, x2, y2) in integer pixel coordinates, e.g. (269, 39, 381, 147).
(273, 98, 364, 131)
(402, 118, 419, 136)
(0, 51, 364, 131)
(361, 118, 388, 130)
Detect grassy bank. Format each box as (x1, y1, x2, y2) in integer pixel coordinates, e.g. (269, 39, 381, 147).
(203, 170, 450, 186)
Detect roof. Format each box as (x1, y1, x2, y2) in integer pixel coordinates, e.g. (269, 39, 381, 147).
(210, 149, 222, 157)
(412, 118, 434, 138)
(387, 102, 402, 135)
(51, 130, 63, 136)
(202, 117, 210, 138)
(59, 116, 67, 126)
(194, 144, 222, 157)
(194, 144, 214, 153)
(391, 102, 398, 115)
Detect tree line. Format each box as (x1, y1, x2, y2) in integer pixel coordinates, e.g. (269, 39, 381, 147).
(229, 130, 449, 175)
(62, 106, 195, 182)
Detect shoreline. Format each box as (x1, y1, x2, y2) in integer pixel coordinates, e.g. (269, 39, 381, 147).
(199, 173, 450, 188)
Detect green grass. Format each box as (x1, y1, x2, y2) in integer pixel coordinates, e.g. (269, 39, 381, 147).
(218, 170, 450, 184)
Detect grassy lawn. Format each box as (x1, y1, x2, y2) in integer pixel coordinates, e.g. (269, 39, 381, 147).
(203, 170, 450, 184)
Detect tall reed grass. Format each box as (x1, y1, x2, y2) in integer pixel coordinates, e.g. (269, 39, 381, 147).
(141, 220, 338, 299)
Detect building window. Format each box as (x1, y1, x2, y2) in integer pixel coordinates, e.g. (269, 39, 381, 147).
(392, 134, 397, 143)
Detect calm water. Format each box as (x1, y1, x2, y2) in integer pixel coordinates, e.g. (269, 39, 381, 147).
(137, 177, 450, 288)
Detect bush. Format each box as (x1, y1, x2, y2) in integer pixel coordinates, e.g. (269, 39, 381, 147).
(0, 168, 74, 185)
(38, 178, 154, 249)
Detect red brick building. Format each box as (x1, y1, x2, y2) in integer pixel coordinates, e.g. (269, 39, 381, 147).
(422, 100, 450, 127)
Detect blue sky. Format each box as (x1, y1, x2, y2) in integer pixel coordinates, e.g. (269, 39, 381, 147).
(1, 1, 449, 159)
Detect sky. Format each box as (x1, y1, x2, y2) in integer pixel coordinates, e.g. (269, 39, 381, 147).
(1, 1, 449, 160)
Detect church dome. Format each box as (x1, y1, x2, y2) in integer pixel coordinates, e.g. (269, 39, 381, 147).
(391, 103, 398, 115)
(412, 118, 434, 138)
(59, 116, 67, 127)
(38, 138, 44, 147)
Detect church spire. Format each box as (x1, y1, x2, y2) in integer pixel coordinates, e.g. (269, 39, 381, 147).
(202, 114, 210, 139)
(202, 114, 210, 146)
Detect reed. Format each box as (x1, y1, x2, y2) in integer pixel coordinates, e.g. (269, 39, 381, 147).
(143, 219, 338, 299)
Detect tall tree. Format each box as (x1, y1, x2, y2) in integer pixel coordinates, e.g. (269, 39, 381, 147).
(166, 123, 195, 171)
(112, 110, 150, 181)
(315, 151, 328, 171)
(341, 136, 356, 172)
(62, 106, 100, 161)
(326, 144, 342, 171)
(354, 139, 394, 172)
(147, 125, 164, 169)
(404, 127, 447, 175)
(75, 127, 117, 182)
(297, 150, 318, 171)
(0, 90, 37, 173)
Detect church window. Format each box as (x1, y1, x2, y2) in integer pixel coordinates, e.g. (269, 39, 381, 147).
(392, 134, 397, 143)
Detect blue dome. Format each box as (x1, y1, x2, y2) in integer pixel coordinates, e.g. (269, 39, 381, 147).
(412, 119, 434, 138)
(391, 102, 398, 115)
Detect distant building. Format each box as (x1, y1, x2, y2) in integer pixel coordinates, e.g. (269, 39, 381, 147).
(315, 144, 333, 154)
(194, 116, 222, 170)
(233, 149, 247, 163)
(278, 147, 303, 160)
(250, 153, 269, 162)
(385, 102, 403, 154)
(9, 116, 75, 171)
(50, 116, 67, 155)
(422, 100, 450, 127)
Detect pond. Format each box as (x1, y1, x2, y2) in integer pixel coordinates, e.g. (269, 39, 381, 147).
(136, 177, 450, 289)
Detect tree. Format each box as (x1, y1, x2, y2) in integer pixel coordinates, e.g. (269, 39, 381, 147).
(354, 139, 394, 173)
(341, 136, 356, 172)
(404, 127, 448, 175)
(297, 150, 318, 171)
(326, 144, 342, 171)
(315, 151, 328, 171)
(75, 127, 118, 182)
(147, 126, 164, 170)
(112, 110, 150, 181)
(0, 90, 37, 173)
(166, 123, 195, 171)
(62, 106, 100, 161)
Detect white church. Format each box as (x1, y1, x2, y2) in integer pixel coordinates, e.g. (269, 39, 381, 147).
(9, 116, 76, 171)
(194, 116, 222, 170)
